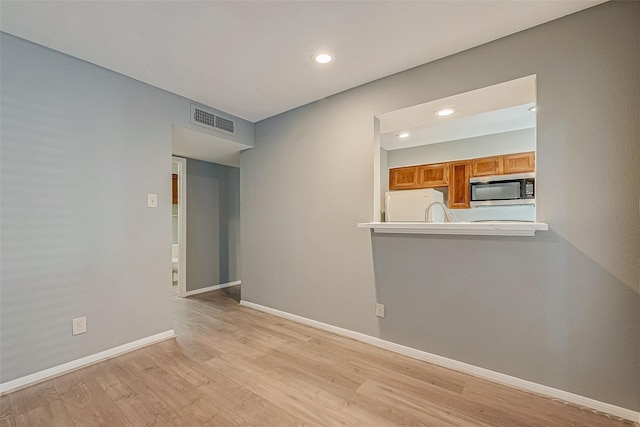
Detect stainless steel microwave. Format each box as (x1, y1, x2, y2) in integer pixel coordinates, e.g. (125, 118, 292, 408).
(469, 172, 535, 207)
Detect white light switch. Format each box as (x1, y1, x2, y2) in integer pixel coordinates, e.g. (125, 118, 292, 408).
(147, 193, 158, 208)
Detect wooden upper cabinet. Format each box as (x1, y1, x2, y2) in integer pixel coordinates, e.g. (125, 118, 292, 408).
(387, 150, 534, 199)
(172, 173, 178, 204)
(448, 161, 470, 209)
(471, 155, 503, 177)
(389, 166, 419, 190)
(418, 163, 449, 187)
(503, 152, 535, 173)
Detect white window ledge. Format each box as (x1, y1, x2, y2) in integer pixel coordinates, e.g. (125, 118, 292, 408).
(357, 221, 548, 237)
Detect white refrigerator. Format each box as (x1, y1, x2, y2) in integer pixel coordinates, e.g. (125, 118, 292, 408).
(385, 188, 445, 222)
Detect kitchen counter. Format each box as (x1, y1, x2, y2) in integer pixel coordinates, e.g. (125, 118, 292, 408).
(357, 221, 548, 236)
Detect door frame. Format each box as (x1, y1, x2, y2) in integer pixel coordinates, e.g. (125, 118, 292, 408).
(172, 156, 187, 298)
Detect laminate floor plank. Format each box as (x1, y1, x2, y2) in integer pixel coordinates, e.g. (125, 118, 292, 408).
(8, 381, 74, 427)
(143, 342, 217, 388)
(461, 377, 630, 427)
(255, 331, 470, 425)
(207, 356, 372, 425)
(348, 360, 509, 427)
(115, 351, 221, 425)
(0, 395, 16, 427)
(144, 342, 298, 426)
(210, 342, 390, 425)
(205, 354, 343, 425)
(52, 370, 134, 427)
(170, 333, 223, 362)
(89, 360, 184, 426)
(289, 335, 467, 397)
(226, 310, 316, 344)
(2, 286, 634, 426)
(275, 369, 402, 427)
(355, 378, 481, 427)
(198, 377, 283, 426)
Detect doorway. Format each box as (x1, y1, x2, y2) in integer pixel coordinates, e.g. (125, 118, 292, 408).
(172, 156, 187, 297)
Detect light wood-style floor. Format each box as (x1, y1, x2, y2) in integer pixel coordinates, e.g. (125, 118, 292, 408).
(1, 286, 634, 426)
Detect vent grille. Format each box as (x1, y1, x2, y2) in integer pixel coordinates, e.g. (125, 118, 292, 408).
(215, 116, 235, 133)
(190, 104, 236, 135)
(194, 108, 216, 128)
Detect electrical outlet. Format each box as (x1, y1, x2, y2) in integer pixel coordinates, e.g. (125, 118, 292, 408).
(72, 316, 87, 336)
(376, 303, 385, 318)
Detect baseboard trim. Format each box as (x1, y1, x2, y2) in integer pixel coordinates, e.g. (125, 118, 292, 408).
(185, 280, 241, 297)
(0, 329, 175, 396)
(239, 300, 639, 423)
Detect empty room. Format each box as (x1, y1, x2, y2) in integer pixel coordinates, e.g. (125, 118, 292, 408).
(1, 1, 639, 425)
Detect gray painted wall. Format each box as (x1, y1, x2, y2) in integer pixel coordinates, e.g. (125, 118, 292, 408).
(0, 33, 252, 383)
(185, 159, 240, 292)
(241, 2, 639, 411)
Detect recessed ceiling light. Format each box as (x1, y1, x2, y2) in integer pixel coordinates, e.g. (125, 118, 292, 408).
(529, 106, 536, 112)
(397, 132, 410, 138)
(435, 107, 456, 117)
(314, 52, 332, 64)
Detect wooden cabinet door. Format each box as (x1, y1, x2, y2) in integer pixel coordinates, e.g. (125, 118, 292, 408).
(389, 166, 419, 190)
(418, 163, 448, 187)
(503, 152, 535, 173)
(449, 161, 470, 209)
(471, 156, 503, 177)
(172, 174, 178, 204)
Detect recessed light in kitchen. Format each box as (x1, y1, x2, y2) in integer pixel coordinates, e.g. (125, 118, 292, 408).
(435, 107, 456, 117)
(397, 132, 410, 138)
(314, 52, 333, 64)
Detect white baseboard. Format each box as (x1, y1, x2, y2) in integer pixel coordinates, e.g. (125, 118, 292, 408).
(0, 330, 175, 396)
(240, 300, 639, 423)
(185, 280, 241, 297)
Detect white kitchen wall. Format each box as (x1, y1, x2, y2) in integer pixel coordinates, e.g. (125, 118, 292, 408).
(386, 128, 535, 168)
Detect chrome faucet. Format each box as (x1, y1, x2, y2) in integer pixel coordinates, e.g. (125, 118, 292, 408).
(425, 201, 457, 222)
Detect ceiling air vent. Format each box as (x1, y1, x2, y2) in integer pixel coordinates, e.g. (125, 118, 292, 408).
(190, 104, 236, 135)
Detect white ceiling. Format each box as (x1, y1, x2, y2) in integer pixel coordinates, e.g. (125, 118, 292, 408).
(379, 75, 536, 150)
(0, 1, 605, 123)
